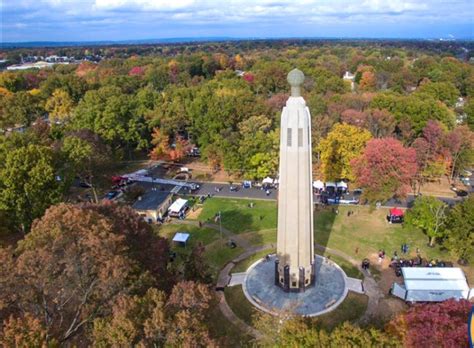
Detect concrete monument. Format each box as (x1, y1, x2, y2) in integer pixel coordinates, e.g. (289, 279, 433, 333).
(275, 68, 315, 292)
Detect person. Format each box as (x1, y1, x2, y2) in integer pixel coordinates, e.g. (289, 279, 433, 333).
(355, 247, 359, 255)
(266, 189, 270, 196)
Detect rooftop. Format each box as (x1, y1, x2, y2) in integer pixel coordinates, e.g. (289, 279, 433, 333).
(132, 190, 171, 211)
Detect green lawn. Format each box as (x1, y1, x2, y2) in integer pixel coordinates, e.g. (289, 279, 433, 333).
(158, 223, 220, 246)
(233, 249, 276, 273)
(316, 251, 363, 279)
(240, 228, 277, 247)
(198, 198, 277, 234)
(314, 205, 449, 263)
(224, 285, 258, 325)
(315, 292, 368, 331)
(204, 239, 245, 276)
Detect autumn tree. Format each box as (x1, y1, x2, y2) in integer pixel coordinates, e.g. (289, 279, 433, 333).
(387, 299, 471, 348)
(351, 138, 417, 202)
(0, 313, 57, 347)
(443, 195, 474, 264)
(445, 125, 474, 181)
(45, 88, 74, 122)
(357, 66, 377, 91)
(405, 196, 448, 247)
(165, 281, 215, 347)
(365, 109, 396, 138)
(254, 311, 399, 348)
(318, 123, 372, 181)
(92, 288, 168, 347)
(0, 202, 171, 343)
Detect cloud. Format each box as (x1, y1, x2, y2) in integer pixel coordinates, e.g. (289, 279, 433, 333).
(94, 0, 195, 11)
(1, 0, 473, 41)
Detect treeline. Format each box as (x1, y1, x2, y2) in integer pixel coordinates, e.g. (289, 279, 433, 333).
(0, 43, 473, 230)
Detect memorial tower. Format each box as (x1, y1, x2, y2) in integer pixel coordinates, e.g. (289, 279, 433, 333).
(275, 68, 315, 292)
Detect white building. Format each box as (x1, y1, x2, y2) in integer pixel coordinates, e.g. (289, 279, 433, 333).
(343, 71, 355, 91)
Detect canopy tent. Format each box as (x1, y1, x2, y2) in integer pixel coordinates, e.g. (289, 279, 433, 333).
(262, 177, 274, 184)
(172, 232, 190, 247)
(389, 208, 404, 217)
(168, 198, 188, 216)
(325, 181, 336, 188)
(313, 180, 324, 189)
(336, 181, 348, 188)
(391, 267, 473, 302)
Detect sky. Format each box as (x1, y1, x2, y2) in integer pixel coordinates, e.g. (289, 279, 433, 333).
(1, 0, 473, 42)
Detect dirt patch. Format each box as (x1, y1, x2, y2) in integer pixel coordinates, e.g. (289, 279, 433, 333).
(373, 298, 408, 323)
(187, 207, 203, 219)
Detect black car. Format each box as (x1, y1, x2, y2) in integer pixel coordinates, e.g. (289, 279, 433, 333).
(229, 185, 239, 192)
(455, 189, 468, 197)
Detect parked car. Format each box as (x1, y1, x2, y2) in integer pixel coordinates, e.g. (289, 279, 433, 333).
(189, 183, 200, 191)
(105, 191, 119, 200)
(455, 189, 468, 197)
(230, 185, 239, 192)
(459, 176, 470, 186)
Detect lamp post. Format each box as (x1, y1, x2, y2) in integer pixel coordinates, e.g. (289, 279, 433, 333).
(218, 211, 222, 240)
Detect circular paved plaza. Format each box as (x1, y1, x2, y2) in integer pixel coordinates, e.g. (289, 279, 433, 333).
(243, 254, 348, 316)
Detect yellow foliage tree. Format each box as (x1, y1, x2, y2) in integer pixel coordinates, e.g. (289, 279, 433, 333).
(45, 89, 74, 122)
(318, 123, 372, 181)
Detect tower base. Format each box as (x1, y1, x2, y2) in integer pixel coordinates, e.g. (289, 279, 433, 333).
(274, 259, 316, 293)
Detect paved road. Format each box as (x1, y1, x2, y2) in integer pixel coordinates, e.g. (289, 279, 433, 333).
(182, 182, 463, 208)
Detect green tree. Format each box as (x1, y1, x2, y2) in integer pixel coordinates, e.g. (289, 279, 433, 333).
(415, 81, 460, 107)
(0, 144, 62, 232)
(405, 196, 448, 247)
(318, 123, 372, 181)
(0, 91, 43, 128)
(71, 86, 147, 152)
(443, 196, 474, 264)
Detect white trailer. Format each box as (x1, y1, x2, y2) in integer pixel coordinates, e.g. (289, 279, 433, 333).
(391, 267, 473, 302)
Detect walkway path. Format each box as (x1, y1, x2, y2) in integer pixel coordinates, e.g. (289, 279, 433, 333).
(314, 244, 385, 324)
(172, 219, 384, 336)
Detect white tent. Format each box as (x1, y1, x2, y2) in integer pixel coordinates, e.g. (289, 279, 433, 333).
(172, 232, 190, 246)
(336, 181, 348, 189)
(262, 177, 273, 185)
(325, 181, 336, 187)
(313, 180, 324, 189)
(168, 198, 188, 216)
(391, 267, 473, 302)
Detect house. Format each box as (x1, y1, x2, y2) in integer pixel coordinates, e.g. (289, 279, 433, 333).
(132, 191, 173, 223)
(343, 71, 355, 91)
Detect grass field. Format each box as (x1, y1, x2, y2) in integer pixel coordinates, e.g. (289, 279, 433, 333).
(233, 249, 276, 273)
(314, 205, 449, 262)
(198, 198, 277, 234)
(315, 292, 368, 330)
(155, 223, 243, 278)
